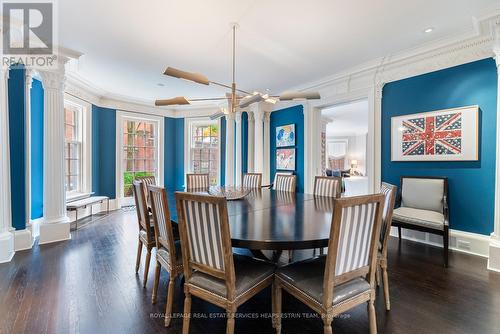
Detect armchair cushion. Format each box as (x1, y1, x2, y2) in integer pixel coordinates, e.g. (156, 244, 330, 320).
(393, 207, 445, 230)
(401, 178, 444, 213)
(276, 256, 370, 306)
(188, 255, 275, 299)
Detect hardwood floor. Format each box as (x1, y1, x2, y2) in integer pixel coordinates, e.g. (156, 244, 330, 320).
(1, 209, 500, 334)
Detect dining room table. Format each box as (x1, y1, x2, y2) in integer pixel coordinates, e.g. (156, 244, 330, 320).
(166, 187, 337, 251)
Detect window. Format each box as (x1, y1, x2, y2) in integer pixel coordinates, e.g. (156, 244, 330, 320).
(122, 119, 158, 197)
(64, 102, 82, 193)
(187, 119, 220, 185)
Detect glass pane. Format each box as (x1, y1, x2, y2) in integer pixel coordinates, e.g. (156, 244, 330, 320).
(145, 148, 155, 160)
(125, 121, 135, 134)
(68, 175, 78, 191)
(124, 172, 134, 185)
(69, 143, 79, 159)
(145, 160, 156, 172)
(136, 147, 146, 159)
(65, 108, 74, 125)
(124, 184, 133, 197)
(69, 159, 79, 175)
(65, 125, 75, 141)
(134, 159, 145, 172)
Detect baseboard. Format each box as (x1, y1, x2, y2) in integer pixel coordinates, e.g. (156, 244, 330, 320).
(14, 228, 34, 251)
(389, 227, 490, 258)
(487, 238, 500, 272)
(0, 231, 15, 263)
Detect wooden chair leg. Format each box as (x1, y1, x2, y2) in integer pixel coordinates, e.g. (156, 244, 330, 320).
(443, 227, 449, 268)
(143, 249, 152, 287)
(398, 226, 402, 240)
(368, 299, 377, 334)
(226, 307, 236, 334)
(182, 293, 192, 334)
(152, 262, 161, 303)
(382, 263, 391, 311)
(376, 264, 381, 287)
(274, 283, 282, 334)
(135, 240, 143, 273)
(323, 317, 332, 334)
(165, 275, 176, 327)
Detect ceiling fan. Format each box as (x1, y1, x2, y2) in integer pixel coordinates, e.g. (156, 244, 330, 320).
(155, 23, 321, 118)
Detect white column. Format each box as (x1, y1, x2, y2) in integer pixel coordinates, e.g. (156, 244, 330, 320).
(489, 47, 500, 272)
(253, 106, 264, 176)
(247, 111, 255, 173)
(303, 102, 322, 193)
(38, 66, 71, 245)
(225, 112, 235, 186)
(263, 111, 271, 186)
(0, 68, 14, 263)
(235, 112, 242, 186)
(370, 82, 384, 194)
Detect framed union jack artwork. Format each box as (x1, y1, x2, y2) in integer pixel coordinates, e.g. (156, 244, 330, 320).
(391, 106, 479, 161)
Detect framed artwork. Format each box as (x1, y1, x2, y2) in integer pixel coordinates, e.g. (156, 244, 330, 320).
(276, 148, 296, 171)
(276, 124, 295, 147)
(391, 105, 479, 161)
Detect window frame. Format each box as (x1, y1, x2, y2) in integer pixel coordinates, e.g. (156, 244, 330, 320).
(184, 117, 221, 187)
(116, 111, 164, 207)
(63, 95, 92, 200)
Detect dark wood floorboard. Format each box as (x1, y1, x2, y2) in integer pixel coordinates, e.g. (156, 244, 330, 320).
(1, 209, 500, 334)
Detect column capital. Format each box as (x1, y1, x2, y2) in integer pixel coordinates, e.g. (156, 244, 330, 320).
(38, 69, 66, 91)
(235, 111, 242, 123)
(226, 112, 236, 121)
(494, 46, 500, 68)
(247, 110, 255, 122)
(25, 69, 34, 89)
(375, 81, 385, 99)
(264, 111, 271, 122)
(253, 108, 264, 121)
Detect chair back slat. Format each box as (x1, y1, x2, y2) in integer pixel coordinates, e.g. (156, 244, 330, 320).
(132, 180, 153, 240)
(314, 176, 341, 198)
(148, 185, 176, 259)
(186, 173, 210, 191)
(243, 173, 262, 188)
(176, 193, 234, 283)
(323, 194, 384, 306)
(380, 182, 397, 248)
(273, 174, 296, 192)
(136, 175, 156, 206)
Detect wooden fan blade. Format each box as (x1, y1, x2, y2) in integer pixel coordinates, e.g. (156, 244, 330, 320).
(163, 67, 210, 85)
(279, 91, 321, 101)
(155, 97, 190, 106)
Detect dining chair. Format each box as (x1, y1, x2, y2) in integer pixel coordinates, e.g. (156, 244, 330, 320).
(186, 173, 210, 191)
(132, 180, 156, 287)
(378, 182, 397, 311)
(148, 185, 184, 327)
(136, 175, 156, 208)
(175, 192, 275, 334)
(391, 176, 449, 267)
(242, 173, 262, 188)
(273, 174, 296, 192)
(314, 176, 341, 198)
(273, 194, 385, 334)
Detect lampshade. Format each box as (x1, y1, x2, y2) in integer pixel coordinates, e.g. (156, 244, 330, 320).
(351, 160, 358, 165)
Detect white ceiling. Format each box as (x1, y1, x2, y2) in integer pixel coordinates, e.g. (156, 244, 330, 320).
(59, 0, 499, 105)
(323, 100, 368, 136)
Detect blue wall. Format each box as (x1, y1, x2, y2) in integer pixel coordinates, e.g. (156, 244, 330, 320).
(241, 112, 248, 174)
(8, 66, 26, 230)
(91, 105, 116, 198)
(382, 58, 497, 235)
(30, 79, 44, 219)
(174, 118, 185, 190)
(270, 105, 305, 193)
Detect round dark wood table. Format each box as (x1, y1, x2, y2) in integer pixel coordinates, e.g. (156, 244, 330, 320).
(167, 188, 336, 250)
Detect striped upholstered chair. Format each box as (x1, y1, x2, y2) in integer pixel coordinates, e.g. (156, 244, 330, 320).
(132, 180, 156, 287)
(186, 173, 210, 191)
(242, 173, 262, 188)
(136, 175, 156, 208)
(273, 194, 385, 334)
(175, 192, 275, 334)
(148, 185, 184, 327)
(313, 176, 341, 198)
(273, 174, 296, 192)
(377, 182, 397, 311)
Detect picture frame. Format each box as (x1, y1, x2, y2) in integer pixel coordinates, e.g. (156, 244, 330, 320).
(276, 124, 295, 147)
(276, 148, 296, 171)
(391, 105, 479, 161)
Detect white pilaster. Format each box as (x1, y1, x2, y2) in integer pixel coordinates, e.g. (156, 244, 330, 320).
(488, 47, 500, 272)
(371, 82, 384, 194)
(38, 64, 71, 245)
(247, 111, 255, 173)
(303, 102, 322, 194)
(0, 68, 14, 263)
(253, 105, 264, 177)
(14, 70, 35, 251)
(235, 112, 242, 186)
(225, 112, 235, 186)
(263, 111, 271, 186)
